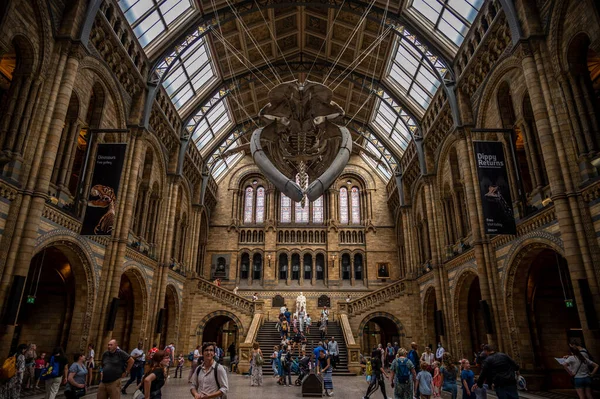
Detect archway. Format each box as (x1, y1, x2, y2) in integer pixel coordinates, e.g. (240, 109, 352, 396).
(198, 313, 242, 361)
(507, 246, 579, 390)
(359, 313, 403, 354)
(113, 268, 147, 352)
(455, 272, 487, 360)
(423, 287, 439, 350)
(14, 244, 91, 356)
(159, 285, 179, 349)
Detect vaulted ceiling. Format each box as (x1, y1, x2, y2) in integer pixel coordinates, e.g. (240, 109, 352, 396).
(119, 0, 485, 181)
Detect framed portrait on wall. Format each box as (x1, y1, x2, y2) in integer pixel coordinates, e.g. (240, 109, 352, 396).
(377, 263, 390, 279)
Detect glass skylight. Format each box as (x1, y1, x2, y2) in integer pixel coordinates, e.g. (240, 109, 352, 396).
(372, 98, 414, 152)
(188, 92, 234, 153)
(362, 141, 394, 180)
(119, 0, 193, 48)
(387, 37, 442, 111)
(409, 0, 484, 46)
(161, 36, 217, 111)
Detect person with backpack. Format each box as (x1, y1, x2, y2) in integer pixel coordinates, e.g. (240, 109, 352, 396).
(0, 343, 27, 398)
(137, 350, 170, 399)
(190, 342, 229, 398)
(250, 342, 264, 386)
(278, 345, 292, 386)
(390, 348, 416, 399)
(363, 348, 390, 399)
(472, 344, 520, 399)
(562, 345, 599, 399)
(43, 346, 70, 399)
(188, 345, 201, 382)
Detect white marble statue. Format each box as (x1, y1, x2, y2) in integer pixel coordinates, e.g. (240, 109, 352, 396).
(295, 292, 306, 315)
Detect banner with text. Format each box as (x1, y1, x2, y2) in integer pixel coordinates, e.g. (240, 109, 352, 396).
(473, 140, 516, 235)
(81, 143, 127, 236)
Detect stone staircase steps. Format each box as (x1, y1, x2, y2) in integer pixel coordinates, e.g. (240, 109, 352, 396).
(255, 321, 354, 376)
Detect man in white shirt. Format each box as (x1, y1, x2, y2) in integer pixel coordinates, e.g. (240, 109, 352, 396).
(122, 342, 145, 394)
(436, 343, 445, 362)
(190, 342, 228, 398)
(188, 345, 201, 382)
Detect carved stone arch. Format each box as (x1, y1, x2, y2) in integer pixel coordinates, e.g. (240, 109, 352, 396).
(31, 0, 53, 74)
(337, 163, 376, 190)
(142, 132, 169, 188)
(451, 266, 480, 359)
(502, 236, 566, 367)
(32, 230, 98, 352)
(228, 165, 263, 190)
(434, 133, 460, 190)
(475, 56, 523, 128)
(196, 310, 245, 337)
(422, 284, 437, 349)
(78, 57, 128, 128)
(4, 33, 38, 76)
(546, 0, 588, 74)
(356, 311, 405, 339)
(121, 262, 151, 341)
(410, 175, 426, 208)
(163, 283, 181, 344)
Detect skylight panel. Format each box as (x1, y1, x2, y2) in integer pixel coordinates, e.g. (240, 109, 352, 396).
(160, 35, 217, 112)
(188, 92, 234, 154)
(119, 0, 193, 48)
(207, 129, 246, 181)
(386, 37, 441, 112)
(408, 0, 484, 47)
(372, 99, 414, 152)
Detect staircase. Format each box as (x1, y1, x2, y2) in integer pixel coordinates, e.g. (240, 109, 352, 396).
(256, 321, 353, 376)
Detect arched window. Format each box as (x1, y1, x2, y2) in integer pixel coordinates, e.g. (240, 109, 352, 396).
(253, 253, 262, 280)
(255, 187, 265, 223)
(304, 254, 312, 280)
(351, 187, 361, 224)
(354, 253, 363, 280)
(240, 253, 250, 279)
(295, 201, 309, 223)
(340, 187, 349, 224)
(316, 254, 325, 280)
(281, 194, 292, 223)
(291, 254, 300, 281)
(279, 254, 288, 280)
(313, 196, 324, 223)
(243, 187, 254, 224)
(341, 254, 351, 280)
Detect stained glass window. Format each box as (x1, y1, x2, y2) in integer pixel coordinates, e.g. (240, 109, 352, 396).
(295, 201, 309, 223)
(313, 196, 324, 223)
(351, 187, 361, 224)
(119, 0, 193, 48)
(340, 187, 349, 224)
(409, 0, 484, 47)
(255, 187, 265, 223)
(243, 187, 253, 224)
(281, 194, 292, 223)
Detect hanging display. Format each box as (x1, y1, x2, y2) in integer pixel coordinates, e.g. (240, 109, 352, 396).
(473, 140, 517, 235)
(81, 143, 127, 235)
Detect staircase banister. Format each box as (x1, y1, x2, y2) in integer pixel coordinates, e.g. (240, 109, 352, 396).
(343, 279, 408, 315)
(196, 277, 256, 316)
(337, 313, 356, 345)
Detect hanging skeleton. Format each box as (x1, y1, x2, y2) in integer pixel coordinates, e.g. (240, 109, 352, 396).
(250, 80, 352, 203)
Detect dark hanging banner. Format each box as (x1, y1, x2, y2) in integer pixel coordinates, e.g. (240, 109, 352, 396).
(473, 140, 516, 235)
(81, 143, 127, 236)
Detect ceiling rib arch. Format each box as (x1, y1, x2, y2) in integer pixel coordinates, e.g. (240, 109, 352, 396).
(181, 59, 422, 145)
(140, 0, 462, 129)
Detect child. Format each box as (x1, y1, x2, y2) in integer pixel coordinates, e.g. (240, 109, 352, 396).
(305, 314, 312, 334)
(34, 353, 46, 389)
(175, 353, 184, 378)
(416, 361, 434, 399)
(432, 361, 442, 399)
(365, 357, 372, 383)
(461, 360, 476, 399)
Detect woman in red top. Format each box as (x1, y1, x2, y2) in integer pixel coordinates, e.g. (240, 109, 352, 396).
(34, 353, 46, 389)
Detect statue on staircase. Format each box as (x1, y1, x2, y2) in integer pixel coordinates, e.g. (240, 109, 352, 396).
(295, 292, 306, 316)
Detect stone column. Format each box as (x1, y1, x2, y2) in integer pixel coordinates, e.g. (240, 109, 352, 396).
(0, 46, 81, 355)
(350, 255, 355, 286)
(311, 255, 316, 285)
(56, 121, 81, 190)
